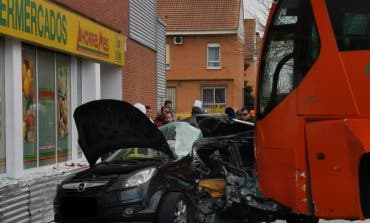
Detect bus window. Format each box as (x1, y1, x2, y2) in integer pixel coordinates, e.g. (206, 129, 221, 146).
(273, 0, 299, 26)
(326, 0, 370, 51)
(259, 38, 295, 115)
(257, 0, 320, 118)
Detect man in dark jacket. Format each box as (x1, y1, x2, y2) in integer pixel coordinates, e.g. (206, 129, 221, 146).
(186, 106, 202, 128)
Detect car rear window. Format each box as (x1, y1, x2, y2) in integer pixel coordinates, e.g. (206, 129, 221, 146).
(326, 0, 370, 51)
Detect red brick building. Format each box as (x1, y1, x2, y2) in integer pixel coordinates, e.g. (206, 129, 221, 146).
(158, 0, 245, 115)
(55, 0, 165, 111)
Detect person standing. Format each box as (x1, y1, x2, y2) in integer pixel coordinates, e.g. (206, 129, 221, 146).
(238, 107, 255, 122)
(164, 100, 176, 119)
(236, 108, 242, 120)
(154, 106, 170, 127)
(145, 105, 154, 123)
(163, 111, 174, 125)
(133, 103, 146, 115)
(224, 107, 236, 119)
(185, 106, 202, 128)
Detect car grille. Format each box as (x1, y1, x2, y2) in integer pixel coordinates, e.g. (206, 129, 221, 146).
(61, 196, 97, 218)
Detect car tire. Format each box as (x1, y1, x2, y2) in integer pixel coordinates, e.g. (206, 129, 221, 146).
(157, 192, 195, 223)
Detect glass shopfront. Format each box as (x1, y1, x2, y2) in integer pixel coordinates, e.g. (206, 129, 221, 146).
(0, 38, 4, 173)
(23, 44, 72, 169)
(0, 0, 124, 176)
(76, 58, 83, 159)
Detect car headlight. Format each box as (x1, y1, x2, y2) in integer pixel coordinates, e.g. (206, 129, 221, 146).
(110, 167, 157, 190)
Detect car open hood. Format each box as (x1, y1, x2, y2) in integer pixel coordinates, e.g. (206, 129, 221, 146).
(73, 99, 172, 166)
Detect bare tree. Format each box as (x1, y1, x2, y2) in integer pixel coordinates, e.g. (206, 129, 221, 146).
(243, 0, 273, 34)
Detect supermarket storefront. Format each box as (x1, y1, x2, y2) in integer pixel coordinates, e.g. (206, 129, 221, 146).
(0, 0, 125, 178)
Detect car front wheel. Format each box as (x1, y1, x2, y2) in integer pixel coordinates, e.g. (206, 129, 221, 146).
(157, 192, 195, 223)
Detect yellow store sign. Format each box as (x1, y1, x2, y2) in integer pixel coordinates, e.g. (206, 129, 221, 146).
(0, 0, 124, 66)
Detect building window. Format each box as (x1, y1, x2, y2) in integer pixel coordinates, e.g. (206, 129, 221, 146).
(166, 44, 170, 70)
(0, 38, 4, 173)
(202, 87, 226, 106)
(166, 87, 176, 110)
(22, 44, 72, 169)
(207, 43, 220, 69)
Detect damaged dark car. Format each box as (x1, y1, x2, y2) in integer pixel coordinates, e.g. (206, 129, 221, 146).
(54, 99, 288, 223)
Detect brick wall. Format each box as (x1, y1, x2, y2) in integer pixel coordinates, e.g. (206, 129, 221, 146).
(244, 19, 256, 59)
(167, 35, 244, 79)
(166, 34, 245, 113)
(53, 0, 158, 110)
(243, 19, 258, 96)
(244, 60, 258, 96)
(53, 0, 128, 34)
(123, 39, 157, 111)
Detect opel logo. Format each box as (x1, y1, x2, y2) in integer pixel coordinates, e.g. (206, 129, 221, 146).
(77, 182, 86, 192)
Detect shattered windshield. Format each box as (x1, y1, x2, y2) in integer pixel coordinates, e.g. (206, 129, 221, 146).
(160, 122, 203, 159)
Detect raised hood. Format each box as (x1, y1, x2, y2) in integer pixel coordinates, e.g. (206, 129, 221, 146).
(73, 99, 171, 166)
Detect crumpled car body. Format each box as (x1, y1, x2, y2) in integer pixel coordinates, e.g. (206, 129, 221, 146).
(54, 100, 283, 223)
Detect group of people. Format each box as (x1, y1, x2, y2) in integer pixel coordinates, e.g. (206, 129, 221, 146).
(133, 100, 175, 127)
(134, 100, 255, 129)
(153, 100, 175, 127)
(225, 106, 255, 122)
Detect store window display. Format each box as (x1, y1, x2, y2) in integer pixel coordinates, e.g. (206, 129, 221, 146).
(22, 44, 71, 169)
(22, 46, 37, 169)
(56, 54, 72, 163)
(76, 58, 83, 159)
(0, 38, 4, 173)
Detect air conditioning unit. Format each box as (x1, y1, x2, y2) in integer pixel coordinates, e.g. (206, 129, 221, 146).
(173, 36, 183, 45)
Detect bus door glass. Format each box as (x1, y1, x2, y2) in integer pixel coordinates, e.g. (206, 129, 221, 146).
(257, 0, 320, 118)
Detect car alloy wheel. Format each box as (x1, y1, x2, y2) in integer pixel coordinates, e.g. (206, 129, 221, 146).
(157, 192, 194, 223)
(174, 200, 188, 223)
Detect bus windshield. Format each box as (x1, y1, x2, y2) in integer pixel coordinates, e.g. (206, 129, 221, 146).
(326, 0, 370, 51)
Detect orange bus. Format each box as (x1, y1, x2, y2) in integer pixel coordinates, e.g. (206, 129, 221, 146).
(255, 0, 370, 222)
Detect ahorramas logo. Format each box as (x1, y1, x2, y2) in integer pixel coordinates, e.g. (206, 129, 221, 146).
(77, 23, 109, 58)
